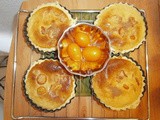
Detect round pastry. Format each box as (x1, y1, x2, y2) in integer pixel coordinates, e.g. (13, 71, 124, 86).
(24, 59, 76, 111)
(26, 2, 76, 52)
(91, 56, 145, 110)
(94, 3, 147, 53)
(58, 23, 111, 77)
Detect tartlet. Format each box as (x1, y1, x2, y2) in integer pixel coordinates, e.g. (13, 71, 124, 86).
(58, 23, 111, 77)
(94, 3, 147, 53)
(24, 59, 76, 111)
(91, 56, 145, 110)
(26, 2, 76, 52)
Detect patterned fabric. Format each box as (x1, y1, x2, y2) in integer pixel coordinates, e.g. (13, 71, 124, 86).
(0, 56, 8, 102)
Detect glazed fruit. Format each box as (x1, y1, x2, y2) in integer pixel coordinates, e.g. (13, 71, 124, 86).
(74, 32, 90, 47)
(58, 23, 110, 76)
(82, 46, 102, 62)
(67, 43, 82, 61)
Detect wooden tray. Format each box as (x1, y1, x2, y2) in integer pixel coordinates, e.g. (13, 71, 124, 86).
(11, 0, 149, 119)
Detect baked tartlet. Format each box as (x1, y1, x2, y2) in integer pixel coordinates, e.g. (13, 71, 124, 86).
(91, 56, 145, 110)
(24, 59, 76, 111)
(58, 23, 110, 77)
(94, 3, 147, 53)
(26, 2, 76, 52)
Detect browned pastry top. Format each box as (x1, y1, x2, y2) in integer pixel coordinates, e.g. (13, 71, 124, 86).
(27, 3, 76, 52)
(25, 59, 75, 110)
(92, 57, 145, 110)
(94, 3, 146, 53)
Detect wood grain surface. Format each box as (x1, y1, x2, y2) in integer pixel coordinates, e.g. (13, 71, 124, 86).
(4, 0, 160, 119)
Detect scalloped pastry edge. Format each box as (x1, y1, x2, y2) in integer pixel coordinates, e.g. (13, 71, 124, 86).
(91, 56, 146, 111)
(94, 2, 148, 54)
(57, 22, 112, 77)
(23, 58, 76, 112)
(26, 2, 76, 53)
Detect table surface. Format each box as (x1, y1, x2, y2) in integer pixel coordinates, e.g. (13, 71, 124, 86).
(4, 0, 160, 119)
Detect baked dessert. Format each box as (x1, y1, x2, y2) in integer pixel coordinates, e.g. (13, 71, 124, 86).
(92, 56, 145, 110)
(94, 3, 147, 53)
(26, 2, 76, 52)
(24, 59, 76, 111)
(58, 23, 110, 77)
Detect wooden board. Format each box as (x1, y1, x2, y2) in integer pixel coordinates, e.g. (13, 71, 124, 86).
(4, 0, 160, 119)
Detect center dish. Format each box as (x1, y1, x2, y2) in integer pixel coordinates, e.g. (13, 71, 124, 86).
(58, 23, 111, 77)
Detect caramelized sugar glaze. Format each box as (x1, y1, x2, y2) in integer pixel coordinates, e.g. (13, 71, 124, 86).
(58, 23, 110, 76)
(24, 59, 76, 111)
(24, 2, 147, 112)
(94, 3, 146, 53)
(92, 56, 145, 110)
(26, 2, 76, 52)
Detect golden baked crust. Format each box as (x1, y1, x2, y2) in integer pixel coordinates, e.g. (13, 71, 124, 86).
(92, 56, 145, 110)
(58, 23, 110, 77)
(26, 2, 76, 52)
(94, 3, 146, 53)
(24, 59, 76, 111)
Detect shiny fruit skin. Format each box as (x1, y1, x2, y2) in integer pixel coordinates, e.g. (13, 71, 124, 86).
(67, 43, 82, 61)
(75, 32, 90, 47)
(62, 38, 72, 48)
(82, 46, 102, 62)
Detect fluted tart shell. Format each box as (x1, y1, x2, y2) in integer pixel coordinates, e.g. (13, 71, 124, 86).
(26, 2, 76, 52)
(91, 56, 145, 110)
(94, 3, 147, 53)
(24, 59, 76, 111)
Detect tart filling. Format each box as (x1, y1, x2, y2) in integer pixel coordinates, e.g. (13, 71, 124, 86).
(92, 56, 145, 110)
(94, 3, 147, 53)
(24, 59, 76, 111)
(58, 23, 111, 77)
(26, 2, 76, 52)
